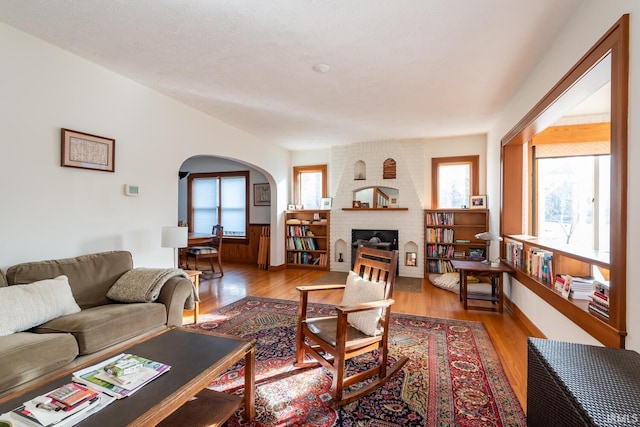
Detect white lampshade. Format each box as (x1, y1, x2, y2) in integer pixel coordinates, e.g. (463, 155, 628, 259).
(475, 231, 503, 241)
(161, 226, 188, 248)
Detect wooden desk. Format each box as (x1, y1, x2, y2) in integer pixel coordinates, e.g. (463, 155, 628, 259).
(188, 233, 214, 246)
(183, 269, 202, 324)
(450, 260, 513, 312)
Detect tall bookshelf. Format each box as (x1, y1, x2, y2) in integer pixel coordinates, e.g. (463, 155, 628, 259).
(285, 210, 330, 270)
(424, 209, 489, 274)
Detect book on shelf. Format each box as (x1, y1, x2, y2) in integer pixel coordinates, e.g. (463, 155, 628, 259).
(426, 244, 455, 258)
(588, 290, 610, 307)
(569, 289, 592, 300)
(593, 280, 610, 298)
(72, 353, 170, 399)
(505, 240, 524, 268)
(553, 274, 566, 293)
(561, 275, 572, 298)
(425, 228, 454, 243)
(567, 276, 595, 299)
(554, 274, 577, 298)
(425, 212, 454, 226)
(588, 301, 610, 318)
(526, 248, 553, 284)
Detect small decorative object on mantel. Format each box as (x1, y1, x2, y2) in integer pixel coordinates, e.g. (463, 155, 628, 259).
(61, 128, 115, 172)
(383, 158, 396, 179)
(469, 195, 487, 209)
(406, 252, 417, 266)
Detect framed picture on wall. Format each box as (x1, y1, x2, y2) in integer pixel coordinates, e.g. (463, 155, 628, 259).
(61, 128, 115, 172)
(320, 197, 332, 209)
(254, 183, 270, 206)
(469, 195, 487, 209)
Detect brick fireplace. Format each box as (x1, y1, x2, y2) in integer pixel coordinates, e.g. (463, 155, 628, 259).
(329, 140, 425, 278)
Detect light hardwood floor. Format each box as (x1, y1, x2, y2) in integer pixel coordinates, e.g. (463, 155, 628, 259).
(183, 263, 540, 410)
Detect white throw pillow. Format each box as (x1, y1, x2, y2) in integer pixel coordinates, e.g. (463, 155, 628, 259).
(0, 275, 81, 337)
(340, 271, 387, 336)
(430, 272, 460, 291)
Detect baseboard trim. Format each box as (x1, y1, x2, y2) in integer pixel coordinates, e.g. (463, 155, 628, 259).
(504, 297, 546, 339)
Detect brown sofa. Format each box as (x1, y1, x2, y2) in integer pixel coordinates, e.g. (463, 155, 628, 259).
(0, 251, 193, 397)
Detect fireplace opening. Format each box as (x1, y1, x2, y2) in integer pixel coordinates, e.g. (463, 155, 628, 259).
(351, 229, 399, 269)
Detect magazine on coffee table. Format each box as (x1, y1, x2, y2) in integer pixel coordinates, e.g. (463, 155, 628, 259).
(1, 385, 115, 427)
(72, 353, 171, 399)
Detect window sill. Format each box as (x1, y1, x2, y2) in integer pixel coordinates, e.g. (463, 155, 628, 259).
(342, 207, 408, 211)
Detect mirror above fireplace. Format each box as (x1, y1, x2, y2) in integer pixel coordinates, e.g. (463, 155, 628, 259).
(351, 186, 399, 209)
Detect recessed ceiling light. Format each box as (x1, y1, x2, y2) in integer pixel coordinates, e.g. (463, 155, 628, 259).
(312, 63, 330, 73)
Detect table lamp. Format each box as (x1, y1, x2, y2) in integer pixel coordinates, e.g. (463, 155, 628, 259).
(161, 226, 188, 268)
(474, 231, 503, 264)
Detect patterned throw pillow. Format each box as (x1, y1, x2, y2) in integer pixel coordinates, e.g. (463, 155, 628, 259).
(340, 271, 387, 336)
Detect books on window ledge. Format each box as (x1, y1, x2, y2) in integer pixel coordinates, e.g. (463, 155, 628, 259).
(72, 353, 171, 399)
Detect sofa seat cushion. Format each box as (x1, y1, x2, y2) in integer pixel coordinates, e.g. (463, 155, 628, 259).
(33, 303, 167, 355)
(0, 332, 79, 393)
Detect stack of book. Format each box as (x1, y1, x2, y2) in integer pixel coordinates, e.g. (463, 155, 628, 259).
(72, 353, 171, 399)
(3, 382, 114, 427)
(568, 276, 594, 300)
(588, 280, 610, 319)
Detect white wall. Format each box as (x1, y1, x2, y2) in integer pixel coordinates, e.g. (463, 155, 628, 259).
(489, 1, 640, 350)
(422, 134, 488, 204)
(290, 149, 332, 205)
(0, 22, 290, 269)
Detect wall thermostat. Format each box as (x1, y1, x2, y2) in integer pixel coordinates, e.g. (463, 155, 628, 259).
(124, 184, 140, 197)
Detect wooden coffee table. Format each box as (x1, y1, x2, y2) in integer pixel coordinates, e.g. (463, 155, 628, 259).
(0, 327, 255, 426)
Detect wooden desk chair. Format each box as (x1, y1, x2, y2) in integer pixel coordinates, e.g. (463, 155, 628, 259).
(294, 246, 408, 405)
(185, 225, 224, 277)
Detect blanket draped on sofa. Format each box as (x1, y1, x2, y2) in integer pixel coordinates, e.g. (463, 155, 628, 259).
(107, 268, 198, 309)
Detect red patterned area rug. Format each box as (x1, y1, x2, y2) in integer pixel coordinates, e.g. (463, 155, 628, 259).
(189, 296, 526, 426)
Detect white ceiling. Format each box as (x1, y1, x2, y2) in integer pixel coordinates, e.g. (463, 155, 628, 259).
(0, 0, 585, 150)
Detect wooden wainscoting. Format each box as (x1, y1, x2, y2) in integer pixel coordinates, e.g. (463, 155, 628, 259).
(221, 224, 268, 264)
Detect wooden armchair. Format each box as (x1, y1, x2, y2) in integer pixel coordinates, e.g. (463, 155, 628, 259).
(185, 225, 224, 277)
(294, 246, 408, 405)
